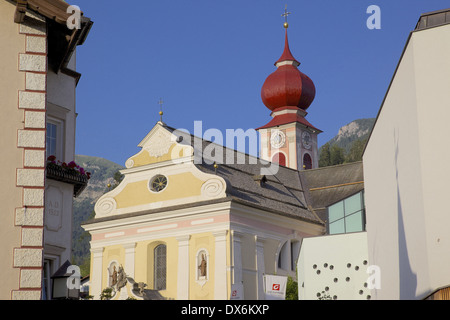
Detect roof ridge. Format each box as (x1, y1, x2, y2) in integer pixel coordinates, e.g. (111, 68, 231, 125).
(302, 161, 363, 172)
(165, 123, 304, 174)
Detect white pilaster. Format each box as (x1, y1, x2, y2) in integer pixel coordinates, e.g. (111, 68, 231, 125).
(287, 131, 297, 169)
(213, 230, 228, 300)
(255, 236, 266, 300)
(176, 235, 191, 300)
(90, 247, 104, 300)
(259, 130, 269, 162)
(123, 242, 136, 279)
(231, 230, 243, 285)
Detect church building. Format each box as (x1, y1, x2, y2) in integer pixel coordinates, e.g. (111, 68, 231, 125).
(83, 18, 346, 300)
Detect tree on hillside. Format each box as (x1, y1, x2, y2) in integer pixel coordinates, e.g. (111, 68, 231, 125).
(330, 144, 345, 166)
(319, 138, 368, 167)
(346, 138, 367, 163)
(319, 143, 331, 167)
(319, 142, 346, 167)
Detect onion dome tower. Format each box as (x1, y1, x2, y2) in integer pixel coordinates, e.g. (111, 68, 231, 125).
(257, 10, 321, 170)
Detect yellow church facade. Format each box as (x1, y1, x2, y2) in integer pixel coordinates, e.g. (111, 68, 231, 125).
(83, 123, 324, 300)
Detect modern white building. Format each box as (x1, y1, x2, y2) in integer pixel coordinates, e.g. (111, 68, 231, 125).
(363, 8, 450, 300)
(298, 8, 450, 300)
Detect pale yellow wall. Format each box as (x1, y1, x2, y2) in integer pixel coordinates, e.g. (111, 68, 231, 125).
(114, 172, 204, 209)
(101, 245, 125, 294)
(100, 237, 179, 300)
(189, 232, 216, 300)
(0, 0, 26, 299)
(96, 231, 232, 300)
(130, 144, 187, 167)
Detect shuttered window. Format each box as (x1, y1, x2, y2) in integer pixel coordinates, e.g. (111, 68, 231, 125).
(154, 244, 166, 290)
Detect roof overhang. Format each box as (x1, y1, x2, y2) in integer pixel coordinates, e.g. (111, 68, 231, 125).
(13, 0, 93, 84)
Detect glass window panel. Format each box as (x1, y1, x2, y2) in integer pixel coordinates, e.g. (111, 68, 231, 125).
(329, 218, 345, 235)
(345, 211, 364, 233)
(344, 193, 362, 215)
(46, 123, 57, 157)
(328, 201, 344, 223)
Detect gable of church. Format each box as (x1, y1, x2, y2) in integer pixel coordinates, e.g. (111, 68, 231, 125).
(94, 124, 228, 218)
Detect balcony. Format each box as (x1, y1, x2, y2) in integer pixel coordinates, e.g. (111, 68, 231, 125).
(46, 160, 89, 197)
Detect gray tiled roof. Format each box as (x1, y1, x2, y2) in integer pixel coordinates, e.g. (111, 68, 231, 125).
(196, 158, 320, 224)
(87, 124, 363, 227)
(174, 131, 324, 225)
(299, 161, 364, 222)
(166, 124, 365, 226)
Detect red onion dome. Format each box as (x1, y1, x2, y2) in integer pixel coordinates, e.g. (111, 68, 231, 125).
(261, 30, 316, 111)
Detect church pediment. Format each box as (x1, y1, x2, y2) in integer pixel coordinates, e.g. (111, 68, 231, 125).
(124, 123, 193, 169)
(94, 123, 227, 218)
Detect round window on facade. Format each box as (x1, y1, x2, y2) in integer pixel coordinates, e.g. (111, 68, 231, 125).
(150, 175, 168, 192)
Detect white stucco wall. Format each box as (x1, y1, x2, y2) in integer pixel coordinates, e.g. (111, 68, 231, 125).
(44, 180, 75, 264)
(363, 23, 450, 299)
(298, 232, 370, 300)
(46, 53, 77, 162)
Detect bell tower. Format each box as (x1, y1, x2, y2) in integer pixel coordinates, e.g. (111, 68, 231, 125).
(256, 9, 321, 170)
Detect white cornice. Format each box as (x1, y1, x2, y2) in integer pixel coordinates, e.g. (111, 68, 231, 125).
(229, 201, 324, 235)
(90, 222, 230, 249)
(84, 201, 233, 233)
(119, 156, 194, 175)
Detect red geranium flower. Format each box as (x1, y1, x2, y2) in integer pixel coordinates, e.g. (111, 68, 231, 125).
(68, 161, 77, 169)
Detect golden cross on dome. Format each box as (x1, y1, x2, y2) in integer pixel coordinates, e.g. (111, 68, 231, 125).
(281, 5, 291, 28)
(158, 98, 164, 123)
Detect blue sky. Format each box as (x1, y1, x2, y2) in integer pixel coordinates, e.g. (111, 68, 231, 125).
(73, 0, 449, 166)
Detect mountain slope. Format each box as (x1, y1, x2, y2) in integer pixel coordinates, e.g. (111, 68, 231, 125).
(321, 118, 375, 152)
(72, 155, 124, 266)
(318, 118, 375, 167)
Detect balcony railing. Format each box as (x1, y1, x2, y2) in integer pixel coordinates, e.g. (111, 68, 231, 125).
(46, 161, 89, 197)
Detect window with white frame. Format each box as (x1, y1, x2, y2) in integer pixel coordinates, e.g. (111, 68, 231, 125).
(46, 117, 64, 160)
(42, 259, 53, 300)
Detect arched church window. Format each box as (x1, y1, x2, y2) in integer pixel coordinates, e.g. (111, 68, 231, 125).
(303, 153, 312, 170)
(278, 241, 289, 270)
(154, 244, 166, 290)
(272, 152, 286, 167)
(278, 240, 300, 271)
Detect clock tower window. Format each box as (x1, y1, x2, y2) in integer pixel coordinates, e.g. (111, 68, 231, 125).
(303, 153, 312, 170)
(272, 152, 286, 167)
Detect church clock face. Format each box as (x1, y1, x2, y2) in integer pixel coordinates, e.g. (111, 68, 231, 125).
(270, 130, 286, 149)
(302, 131, 312, 150)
